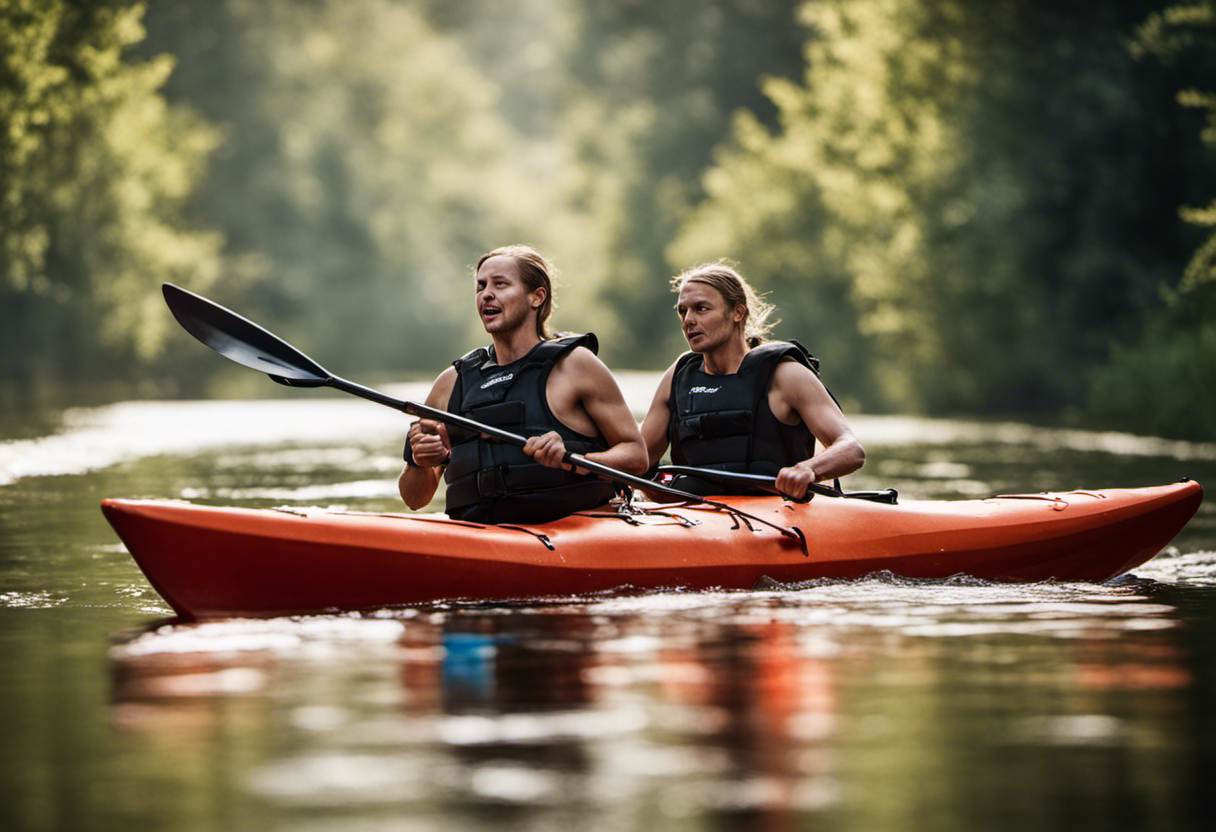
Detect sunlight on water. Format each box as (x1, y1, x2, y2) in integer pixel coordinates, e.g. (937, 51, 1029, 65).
(0, 384, 432, 487)
(110, 573, 1195, 665)
(113, 615, 412, 658)
(2, 373, 1214, 488)
(180, 479, 401, 501)
(0, 591, 67, 609)
(1134, 550, 1216, 586)
(565, 580, 1183, 639)
(1014, 715, 1127, 747)
(855, 415, 1216, 461)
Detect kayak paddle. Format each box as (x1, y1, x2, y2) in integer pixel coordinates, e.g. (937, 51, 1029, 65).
(656, 465, 898, 504)
(162, 283, 807, 549)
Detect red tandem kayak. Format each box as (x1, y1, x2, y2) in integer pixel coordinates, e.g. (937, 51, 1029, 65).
(101, 480, 1202, 620)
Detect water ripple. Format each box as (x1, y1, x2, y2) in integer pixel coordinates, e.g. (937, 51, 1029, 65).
(0, 590, 67, 609)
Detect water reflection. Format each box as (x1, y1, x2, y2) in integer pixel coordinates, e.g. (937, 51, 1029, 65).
(4, 395, 1215, 831)
(104, 574, 1205, 828)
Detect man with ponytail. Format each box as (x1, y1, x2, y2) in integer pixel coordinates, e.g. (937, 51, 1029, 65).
(399, 245, 648, 524)
(640, 261, 865, 499)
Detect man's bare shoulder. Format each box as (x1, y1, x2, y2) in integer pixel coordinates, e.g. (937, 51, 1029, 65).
(554, 344, 610, 376)
(426, 365, 458, 406)
(655, 357, 682, 393)
(771, 357, 827, 400)
(772, 356, 819, 382)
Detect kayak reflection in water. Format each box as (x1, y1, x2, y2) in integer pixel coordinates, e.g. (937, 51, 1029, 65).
(639, 261, 865, 499)
(398, 245, 648, 524)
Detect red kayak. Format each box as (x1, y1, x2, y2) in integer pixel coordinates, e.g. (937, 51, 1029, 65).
(101, 480, 1202, 620)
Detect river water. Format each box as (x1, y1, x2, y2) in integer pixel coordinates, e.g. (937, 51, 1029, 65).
(1, 377, 1214, 831)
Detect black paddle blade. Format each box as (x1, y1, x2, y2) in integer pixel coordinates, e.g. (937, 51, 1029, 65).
(162, 283, 331, 386)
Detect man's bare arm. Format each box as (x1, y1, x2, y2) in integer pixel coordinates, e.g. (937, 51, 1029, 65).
(398, 367, 457, 510)
(771, 360, 865, 497)
(572, 348, 649, 475)
(525, 348, 648, 475)
(638, 361, 678, 469)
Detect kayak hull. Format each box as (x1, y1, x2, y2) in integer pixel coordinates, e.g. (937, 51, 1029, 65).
(101, 481, 1203, 619)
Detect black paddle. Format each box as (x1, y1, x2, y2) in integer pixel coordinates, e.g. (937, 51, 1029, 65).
(162, 283, 807, 549)
(657, 465, 898, 504)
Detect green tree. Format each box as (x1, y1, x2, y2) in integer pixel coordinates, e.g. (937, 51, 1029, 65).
(416, 0, 811, 365)
(675, 0, 1207, 416)
(0, 0, 219, 384)
(566, 0, 810, 366)
(1090, 1, 1216, 439)
(142, 0, 555, 377)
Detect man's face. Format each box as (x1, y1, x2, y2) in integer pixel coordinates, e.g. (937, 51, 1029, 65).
(475, 256, 543, 336)
(676, 281, 744, 353)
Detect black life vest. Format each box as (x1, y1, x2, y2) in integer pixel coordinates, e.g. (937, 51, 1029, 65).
(668, 340, 818, 495)
(443, 333, 614, 524)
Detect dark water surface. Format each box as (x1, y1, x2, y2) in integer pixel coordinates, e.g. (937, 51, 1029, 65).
(2, 381, 1214, 831)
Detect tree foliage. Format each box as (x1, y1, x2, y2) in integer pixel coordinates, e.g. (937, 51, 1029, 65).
(2, 0, 1214, 439)
(562, 0, 809, 365)
(141, 0, 553, 375)
(0, 0, 219, 382)
(675, 0, 1210, 418)
(1089, 1, 1216, 438)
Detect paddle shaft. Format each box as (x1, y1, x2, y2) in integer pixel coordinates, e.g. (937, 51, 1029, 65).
(657, 464, 898, 505)
(657, 464, 840, 499)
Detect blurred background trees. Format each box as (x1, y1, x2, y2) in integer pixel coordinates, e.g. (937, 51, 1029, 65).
(1089, 0, 1216, 438)
(0, 0, 219, 387)
(1, 0, 1213, 437)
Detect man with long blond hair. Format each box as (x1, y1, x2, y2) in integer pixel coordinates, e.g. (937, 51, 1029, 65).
(399, 245, 647, 523)
(639, 261, 864, 498)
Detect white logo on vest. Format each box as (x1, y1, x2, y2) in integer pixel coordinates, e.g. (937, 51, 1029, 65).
(689, 386, 720, 394)
(480, 373, 515, 390)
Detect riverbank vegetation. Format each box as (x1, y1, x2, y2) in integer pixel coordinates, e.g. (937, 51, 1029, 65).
(2, 0, 1213, 438)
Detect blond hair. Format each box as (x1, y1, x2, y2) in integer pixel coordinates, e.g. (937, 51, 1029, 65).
(476, 244, 557, 339)
(670, 261, 777, 348)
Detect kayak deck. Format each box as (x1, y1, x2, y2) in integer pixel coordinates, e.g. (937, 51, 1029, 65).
(102, 480, 1203, 619)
